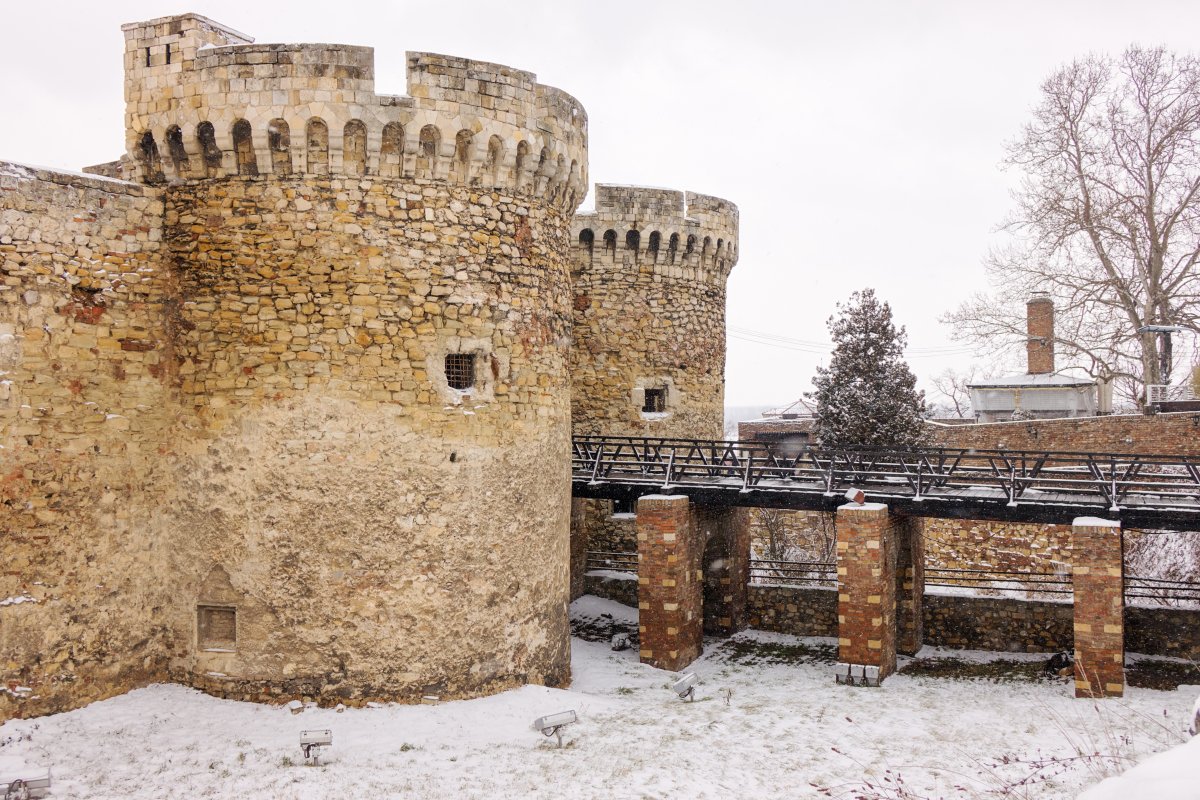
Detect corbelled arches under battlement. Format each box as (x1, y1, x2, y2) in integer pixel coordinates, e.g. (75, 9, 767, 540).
(570, 185, 739, 280)
(572, 229, 736, 275)
(135, 115, 586, 206)
(267, 119, 291, 175)
(232, 119, 258, 176)
(342, 120, 369, 176)
(380, 122, 405, 177)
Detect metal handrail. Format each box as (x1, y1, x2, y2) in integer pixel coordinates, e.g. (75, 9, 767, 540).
(572, 435, 1200, 518)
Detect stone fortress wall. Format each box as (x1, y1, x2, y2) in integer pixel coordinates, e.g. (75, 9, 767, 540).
(2, 12, 598, 719)
(1, 163, 177, 714)
(566, 185, 739, 599)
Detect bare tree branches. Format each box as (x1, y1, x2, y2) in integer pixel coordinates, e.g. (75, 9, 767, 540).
(930, 365, 1002, 419)
(944, 47, 1200, 407)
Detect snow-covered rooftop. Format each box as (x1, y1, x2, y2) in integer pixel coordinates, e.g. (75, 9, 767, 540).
(968, 373, 1096, 389)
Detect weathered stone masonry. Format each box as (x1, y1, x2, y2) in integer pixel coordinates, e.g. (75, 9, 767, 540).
(2, 12, 592, 719)
(1, 164, 176, 714)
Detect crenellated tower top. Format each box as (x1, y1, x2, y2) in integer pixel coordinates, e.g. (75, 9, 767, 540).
(120, 13, 588, 212)
(572, 184, 739, 284)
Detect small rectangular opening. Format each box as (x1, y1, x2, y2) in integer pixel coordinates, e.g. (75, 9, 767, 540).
(145, 46, 152, 67)
(642, 387, 666, 413)
(165, 43, 171, 65)
(612, 497, 635, 515)
(198, 605, 237, 651)
(445, 353, 476, 391)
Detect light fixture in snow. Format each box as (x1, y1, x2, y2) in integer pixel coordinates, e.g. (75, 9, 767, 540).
(531, 710, 577, 748)
(833, 662, 881, 687)
(300, 729, 332, 764)
(0, 765, 51, 799)
(843, 487, 866, 505)
(672, 672, 697, 701)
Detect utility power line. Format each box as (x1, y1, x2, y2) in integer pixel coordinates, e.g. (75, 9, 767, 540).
(728, 326, 977, 359)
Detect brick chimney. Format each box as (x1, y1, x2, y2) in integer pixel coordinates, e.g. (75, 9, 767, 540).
(1026, 292, 1054, 375)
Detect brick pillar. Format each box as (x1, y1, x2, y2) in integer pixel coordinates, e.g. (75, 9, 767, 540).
(637, 495, 703, 671)
(894, 516, 924, 656)
(835, 503, 898, 685)
(1071, 517, 1124, 698)
(700, 506, 750, 636)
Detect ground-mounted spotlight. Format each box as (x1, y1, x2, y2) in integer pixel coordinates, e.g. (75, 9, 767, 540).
(844, 487, 866, 505)
(833, 662, 881, 687)
(672, 672, 697, 701)
(300, 729, 333, 764)
(0, 764, 51, 800)
(532, 710, 577, 748)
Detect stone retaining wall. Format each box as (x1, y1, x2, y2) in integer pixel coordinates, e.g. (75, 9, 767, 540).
(583, 572, 638, 609)
(923, 592, 1074, 652)
(742, 583, 1200, 660)
(747, 585, 838, 637)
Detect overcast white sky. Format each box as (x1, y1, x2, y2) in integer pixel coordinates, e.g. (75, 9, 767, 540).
(4, 1, 1200, 407)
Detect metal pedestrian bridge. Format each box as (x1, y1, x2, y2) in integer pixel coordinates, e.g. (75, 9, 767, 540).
(571, 436, 1200, 531)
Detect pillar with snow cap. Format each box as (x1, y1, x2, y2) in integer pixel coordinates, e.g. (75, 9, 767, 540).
(835, 502, 898, 686)
(1071, 517, 1125, 698)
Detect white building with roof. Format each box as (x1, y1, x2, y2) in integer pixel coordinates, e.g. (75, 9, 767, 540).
(967, 293, 1098, 423)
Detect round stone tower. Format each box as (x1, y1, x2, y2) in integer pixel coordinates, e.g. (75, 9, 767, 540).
(570, 185, 739, 440)
(123, 14, 587, 703)
(568, 185, 739, 596)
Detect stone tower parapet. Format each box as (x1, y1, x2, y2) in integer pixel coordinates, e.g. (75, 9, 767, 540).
(572, 185, 737, 290)
(121, 14, 587, 210)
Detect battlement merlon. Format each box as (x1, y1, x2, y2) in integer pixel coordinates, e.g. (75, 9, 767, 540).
(118, 14, 588, 211)
(573, 183, 739, 276)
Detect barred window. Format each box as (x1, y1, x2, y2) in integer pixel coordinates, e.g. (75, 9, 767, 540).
(643, 387, 666, 413)
(445, 353, 476, 391)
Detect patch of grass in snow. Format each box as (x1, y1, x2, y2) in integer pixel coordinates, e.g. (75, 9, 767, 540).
(708, 637, 838, 666)
(1126, 657, 1200, 690)
(898, 656, 1059, 683)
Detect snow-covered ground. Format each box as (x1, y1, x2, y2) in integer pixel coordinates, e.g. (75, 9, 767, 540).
(0, 595, 1194, 799)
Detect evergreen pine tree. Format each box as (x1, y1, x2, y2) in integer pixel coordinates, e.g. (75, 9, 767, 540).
(808, 289, 926, 447)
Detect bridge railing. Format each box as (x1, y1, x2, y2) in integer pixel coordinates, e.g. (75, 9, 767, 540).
(573, 435, 1200, 513)
(585, 550, 638, 573)
(587, 548, 1199, 605)
(749, 558, 836, 587)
